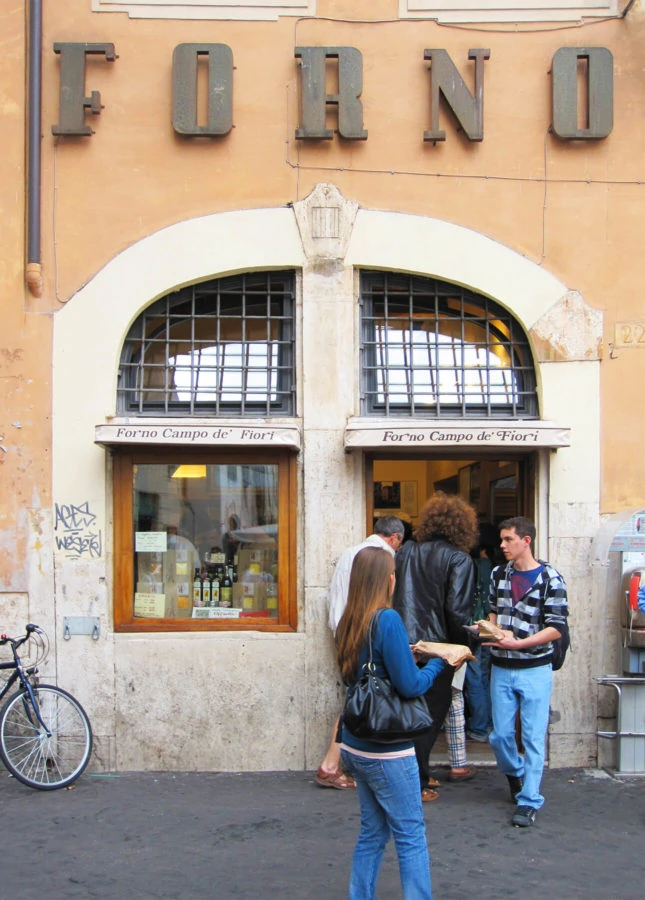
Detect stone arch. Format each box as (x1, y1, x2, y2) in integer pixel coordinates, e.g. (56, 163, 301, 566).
(52, 193, 602, 769)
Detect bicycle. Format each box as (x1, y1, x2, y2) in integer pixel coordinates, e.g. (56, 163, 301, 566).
(0, 624, 93, 790)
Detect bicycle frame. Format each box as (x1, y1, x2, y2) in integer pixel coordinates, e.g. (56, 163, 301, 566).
(0, 635, 51, 735)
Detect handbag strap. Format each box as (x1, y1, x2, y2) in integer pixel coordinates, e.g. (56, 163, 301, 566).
(364, 609, 383, 672)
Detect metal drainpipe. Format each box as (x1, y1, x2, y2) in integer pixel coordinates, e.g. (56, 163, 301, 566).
(25, 0, 43, 297)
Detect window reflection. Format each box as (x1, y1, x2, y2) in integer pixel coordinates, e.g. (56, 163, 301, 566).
(133, 463, 279, 620)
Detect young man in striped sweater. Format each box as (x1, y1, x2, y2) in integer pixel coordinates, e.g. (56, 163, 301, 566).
(485, 517, 568, 828)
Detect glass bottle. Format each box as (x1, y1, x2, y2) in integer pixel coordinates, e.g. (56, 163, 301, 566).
(192, 569, 203, 607)
(202, 573, 211, 607)
(219, 568, 233, 608)
(210, 572, 220, 606)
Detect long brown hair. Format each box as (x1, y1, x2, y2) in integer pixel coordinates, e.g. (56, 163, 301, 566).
(336, 547, 395, 682)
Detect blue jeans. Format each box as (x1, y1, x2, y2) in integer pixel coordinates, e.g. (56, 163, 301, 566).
(340, 750, 432, 900)
(464, 644, 492, 737)
(489, 664, 553, 810)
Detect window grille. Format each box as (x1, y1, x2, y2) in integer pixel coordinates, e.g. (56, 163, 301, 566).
(360, 271, 537, 418)
(118, 271, 296, 416)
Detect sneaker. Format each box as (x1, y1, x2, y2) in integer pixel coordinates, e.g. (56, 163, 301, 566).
(511, 805, 537, 828)
(506, 774, 524, 802)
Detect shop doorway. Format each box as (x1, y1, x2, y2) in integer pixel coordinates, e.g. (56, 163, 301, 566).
(366, 452, 538, 770)
(367, 454, 535, 539)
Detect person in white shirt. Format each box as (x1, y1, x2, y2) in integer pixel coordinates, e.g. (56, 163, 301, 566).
(315, 516, 405, 790)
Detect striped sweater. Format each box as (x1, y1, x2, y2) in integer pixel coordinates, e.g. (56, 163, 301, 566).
(489, 560, 568, 669)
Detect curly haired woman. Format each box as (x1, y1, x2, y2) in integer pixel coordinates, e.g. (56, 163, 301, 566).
(392, 492, 478, 800)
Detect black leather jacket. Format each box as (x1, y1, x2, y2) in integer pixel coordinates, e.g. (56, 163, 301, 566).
(392, 539, 475, 645)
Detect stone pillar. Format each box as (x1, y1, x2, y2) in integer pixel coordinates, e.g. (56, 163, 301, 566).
(292, 183, 364, 765)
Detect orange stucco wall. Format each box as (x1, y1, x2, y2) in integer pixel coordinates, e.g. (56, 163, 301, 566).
(2, 0, 645, 588)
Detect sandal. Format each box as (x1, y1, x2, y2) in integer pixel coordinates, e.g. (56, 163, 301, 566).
(427, 777, 440, 788)
(448, 765, 477, 783)
(315, 767, 356, 790)
(421, 788, 439, 802)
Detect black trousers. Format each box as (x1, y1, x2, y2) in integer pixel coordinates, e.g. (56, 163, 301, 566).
(414, 663, 454, 790)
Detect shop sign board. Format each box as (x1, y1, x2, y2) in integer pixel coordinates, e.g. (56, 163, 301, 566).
(52, 42, 614, 142)
(344, 420, 571, 449)
(95, 421, 301, 449)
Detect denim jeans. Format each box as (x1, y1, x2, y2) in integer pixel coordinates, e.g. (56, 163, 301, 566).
(340, 750, 432, 900)
(489, 663, 553, 809)
(464, 644, 492, 738)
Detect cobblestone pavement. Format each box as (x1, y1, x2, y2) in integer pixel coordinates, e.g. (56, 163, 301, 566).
(1, 766, 642, 899)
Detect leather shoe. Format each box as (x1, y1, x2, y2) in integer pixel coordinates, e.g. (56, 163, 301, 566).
(314, 767, 356, 790)
(448, 764, 477, 783)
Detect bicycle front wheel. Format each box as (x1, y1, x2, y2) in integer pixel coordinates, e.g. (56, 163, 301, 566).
(0, 684, 93, 790)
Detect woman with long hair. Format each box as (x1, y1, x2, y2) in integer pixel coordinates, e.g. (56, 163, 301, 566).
(337, 546, 445, 900)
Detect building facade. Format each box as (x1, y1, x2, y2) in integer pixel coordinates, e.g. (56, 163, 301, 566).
(2, 0, 645, 772)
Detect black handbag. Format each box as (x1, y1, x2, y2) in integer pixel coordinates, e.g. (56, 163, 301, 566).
(342, 610, 434, 744)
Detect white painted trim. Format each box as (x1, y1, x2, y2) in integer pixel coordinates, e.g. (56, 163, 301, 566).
(53, 200, 595, 516)
(398, 0, 617, 23)
(346, 210, 567, 330)
(91, 0, 316, 20)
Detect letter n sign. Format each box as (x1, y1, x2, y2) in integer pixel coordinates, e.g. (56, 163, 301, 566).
(551, 47, 613, 140)
(424, 49, 490, 142)
(295, 47, 367, 140)
(172, 43, 233, 136)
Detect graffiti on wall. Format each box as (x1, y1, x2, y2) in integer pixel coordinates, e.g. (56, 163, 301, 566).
(54, 501, 103, 559)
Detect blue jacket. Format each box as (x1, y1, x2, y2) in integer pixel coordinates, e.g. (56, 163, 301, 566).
(341, 608, 445, 754)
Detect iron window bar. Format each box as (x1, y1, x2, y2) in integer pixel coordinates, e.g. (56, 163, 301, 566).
(117, 271, 296, 417)
(360, 271, 538, 419)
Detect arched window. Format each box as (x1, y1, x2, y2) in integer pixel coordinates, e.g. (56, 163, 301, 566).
(118, 271, 296, 417)
(360, 271, 538, 418)
(112, 270, 298, 634)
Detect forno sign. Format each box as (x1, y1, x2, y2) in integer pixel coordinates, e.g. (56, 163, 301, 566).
(52, 43, 613, 142)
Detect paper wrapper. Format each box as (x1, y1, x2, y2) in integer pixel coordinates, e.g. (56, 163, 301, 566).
(472, 619, 505, 641)
(412, 641, 475, 668)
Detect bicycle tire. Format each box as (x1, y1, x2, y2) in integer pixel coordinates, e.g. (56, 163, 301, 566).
(0, 684, 92, 790)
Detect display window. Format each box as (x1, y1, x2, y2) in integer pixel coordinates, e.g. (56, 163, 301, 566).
(113, 449, 297, 632)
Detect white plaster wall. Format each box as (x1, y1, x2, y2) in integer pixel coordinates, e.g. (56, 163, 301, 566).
(52, 195, 603, 771)
(299, 258, 366, 765)
(346, 209, 567, 326)
(536, 361, 601, 765)
(52, 209, 307, 770)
